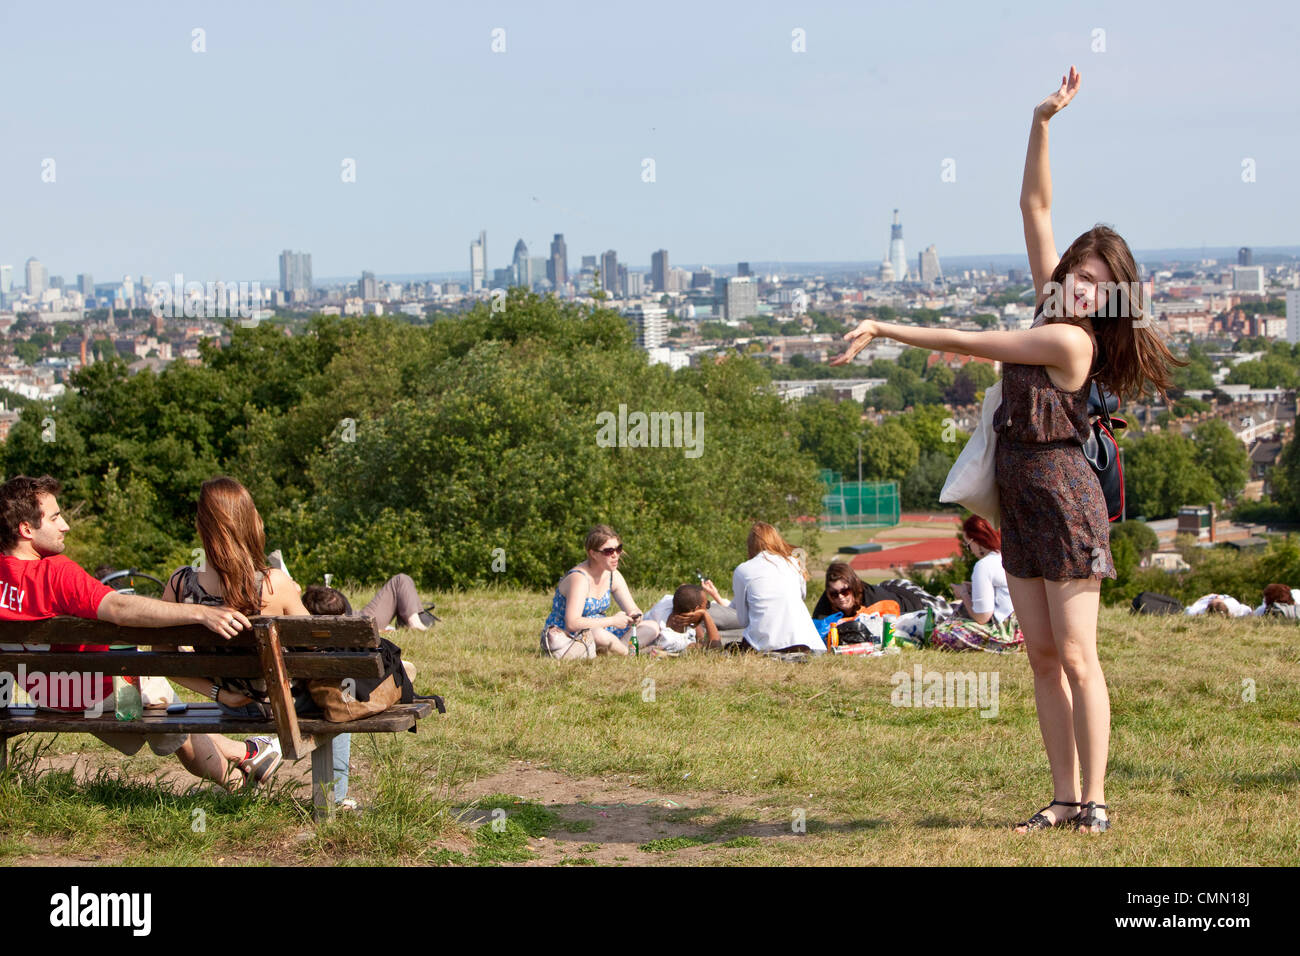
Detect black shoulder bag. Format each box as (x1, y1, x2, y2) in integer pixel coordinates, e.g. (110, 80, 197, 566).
(1082, 381, 1127, 522)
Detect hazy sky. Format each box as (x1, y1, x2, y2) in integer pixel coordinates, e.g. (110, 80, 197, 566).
(3, 0, 1295, 283)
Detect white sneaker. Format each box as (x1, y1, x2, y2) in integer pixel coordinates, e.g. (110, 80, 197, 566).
(238, 735, 283, 785)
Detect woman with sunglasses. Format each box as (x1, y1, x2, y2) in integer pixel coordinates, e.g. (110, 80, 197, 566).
(540, 524, 644, 659)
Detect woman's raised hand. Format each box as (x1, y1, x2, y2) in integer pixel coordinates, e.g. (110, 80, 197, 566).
(829, 318, 878, 367)
(1034, 65, 1080, 120)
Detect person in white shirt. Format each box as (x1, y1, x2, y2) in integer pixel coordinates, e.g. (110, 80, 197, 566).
(1184, 594, 1253, 617)
(730, 522, 825, 655)
(930, 515, 1024, 653)
(1253, 583, 1300, 617)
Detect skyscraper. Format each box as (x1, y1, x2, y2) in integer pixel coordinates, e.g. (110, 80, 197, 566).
(888, 210, 908, 282)
(600, 250, 619, 298)
(0, 265, 11, 295)
(278, 250, 312, 301)
(360, 271, 378, 299)
(737, 261, 751, 277)
(549, 234, 568, 287)
(626, 304, 669, 349)
(470, 231, 487, 292)
(78, 273, 94, 297)
(512, 239, 529, 287)
(1286, 289, 1300, 345)
(651, 249, 669, 293)
(1238, 247, 1253, 266)
(724, 276, 758, 321)
(26, 257, 47, 297)
(918, 245, 942, 284)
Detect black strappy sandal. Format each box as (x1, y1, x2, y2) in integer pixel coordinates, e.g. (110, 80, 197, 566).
(1077, 801, 1110, 833)
(1014, 800, 1081, 832)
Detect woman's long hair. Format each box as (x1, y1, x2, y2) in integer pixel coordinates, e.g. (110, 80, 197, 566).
(824, 561, 865, 612)
(1037, 224, 1184, 404)
(195, 476, 269, 617)
(747, 521, 808, 580)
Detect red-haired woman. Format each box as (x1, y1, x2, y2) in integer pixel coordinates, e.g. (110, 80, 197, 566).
(929, 515, 1021, 653)
(829, 67, 1183, 833)
(731, 522, 824, 655)
(161, 476, 314, 786)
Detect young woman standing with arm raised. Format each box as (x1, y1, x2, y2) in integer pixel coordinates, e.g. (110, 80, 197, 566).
(833, 66, 1182, 834)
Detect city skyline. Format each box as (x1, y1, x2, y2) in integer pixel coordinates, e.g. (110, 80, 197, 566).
(3, 1, 1296, 280)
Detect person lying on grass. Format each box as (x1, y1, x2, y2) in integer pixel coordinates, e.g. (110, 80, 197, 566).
(635, 584, 724, 654)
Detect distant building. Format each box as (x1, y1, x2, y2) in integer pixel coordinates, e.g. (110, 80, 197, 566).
(1232, 266, 1264, 294)
(691, 267, 715, 290)
(0, 265, 11, 296)
(548, 234, 568, 287)
(1286, 289, 1300, 344)
(360, 271, 378, 299)
(581, 255, 597, 270)
(600, 251, 619, 298)
(26, 257, 47, 297)
(278, 250, 312, 302)
(724, 276, 758, 321)
(888, 209, 908, 282)
(78, 273, 94, 297)
(918, 244, 942, 284)
(625, 271, 644, 298)
(512, 239, 529, 288)
(737, 261, 751, 277)
(1238, 247, 1253, 266)
(651, 249, 669, 292)
(626, 304, 668, 349)
(470, 231, 487, 292)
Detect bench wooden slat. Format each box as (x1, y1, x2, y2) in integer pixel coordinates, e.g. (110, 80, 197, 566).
(256, 621, 311, 760)
(0, 701, 433, 735)
(0, 615, 380, 649)
(0, 651, 384, 679)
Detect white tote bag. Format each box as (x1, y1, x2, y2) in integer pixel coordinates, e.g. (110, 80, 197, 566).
(939, 379, 1002, 527)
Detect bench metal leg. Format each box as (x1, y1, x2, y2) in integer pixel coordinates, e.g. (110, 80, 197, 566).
(311, 734, 336, 822)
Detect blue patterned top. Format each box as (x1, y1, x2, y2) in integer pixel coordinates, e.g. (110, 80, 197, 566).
(544, 568, 630, 639)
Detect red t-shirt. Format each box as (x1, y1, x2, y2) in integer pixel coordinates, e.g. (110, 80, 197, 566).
(0, 554, 115, 711)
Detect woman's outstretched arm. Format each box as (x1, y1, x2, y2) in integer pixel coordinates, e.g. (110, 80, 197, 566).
(1022, 66, 1080, 300)
(830, 317, 1090, 373)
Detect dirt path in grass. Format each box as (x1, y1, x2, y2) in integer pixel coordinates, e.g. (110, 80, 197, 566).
(455, 760, 808, 866)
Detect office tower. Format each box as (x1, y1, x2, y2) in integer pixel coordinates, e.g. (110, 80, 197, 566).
(529, 257, 548, 288)
(360, 271, 378, 299)
(617, 264, 629, 298)
(651, 249, 669, 292)
(581, 255, 597, 270)
(691, 267, 715, 290)
(887, 209, 908, 282)
(0, 265, 11, 294)
(1238, 247, 1253, 267)
(549, 234, 568, 287)
(1232, 266, 1264, 294)
(49, 276, 64, 290)
(626, 304, 669, 349)
(737, 261, 751, 277)
(278, 250, 312, 300)
(919, 245, 942, 284)
(1287, 290, 1300, 345)
(625, 271, 644, 297)
(724, 276, 758, 321)
(667, 267, 690, 293)
(26, 257, 47, 296)
(470, 231, 487, 291)
(512, 239, 529, 287)
(600, 250, 619, 297)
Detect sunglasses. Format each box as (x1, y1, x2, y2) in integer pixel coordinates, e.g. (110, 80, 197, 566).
(828, 586, 852, 598)
(596, 545, 623, 556)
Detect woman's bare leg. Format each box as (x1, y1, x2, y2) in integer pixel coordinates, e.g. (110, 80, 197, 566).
(1044, 578, 1108, 827)
(591, 627, 630, 656)
(1006, 573, 1080, 827)
(176, 734, 247, 787)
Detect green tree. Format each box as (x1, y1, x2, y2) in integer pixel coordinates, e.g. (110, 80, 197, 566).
(1192, 419, 1249, 500)
(1124, 432, 1220, 519)
(859, 420, 919, 481)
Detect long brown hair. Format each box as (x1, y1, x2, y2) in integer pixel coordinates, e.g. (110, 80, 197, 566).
(746, 521, 807, 580)
(1037, 224, 1184, 404)
(196, 476, 269, 616)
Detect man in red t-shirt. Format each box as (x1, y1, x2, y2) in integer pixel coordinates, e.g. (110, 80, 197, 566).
(0, 475, 270, 788)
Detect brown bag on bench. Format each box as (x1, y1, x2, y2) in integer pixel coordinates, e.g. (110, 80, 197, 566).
(308, 636, 414, 722)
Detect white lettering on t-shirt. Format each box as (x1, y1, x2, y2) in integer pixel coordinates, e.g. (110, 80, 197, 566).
(0, 583, 25, 613)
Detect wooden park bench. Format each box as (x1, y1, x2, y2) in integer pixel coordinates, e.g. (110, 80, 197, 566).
(0, 615, 436, 820)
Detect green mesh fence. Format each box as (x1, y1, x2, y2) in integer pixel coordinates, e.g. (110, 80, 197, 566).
(819, 472, 900, 529)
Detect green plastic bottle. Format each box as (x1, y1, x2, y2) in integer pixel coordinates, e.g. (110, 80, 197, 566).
(114, 675, 142, 721)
